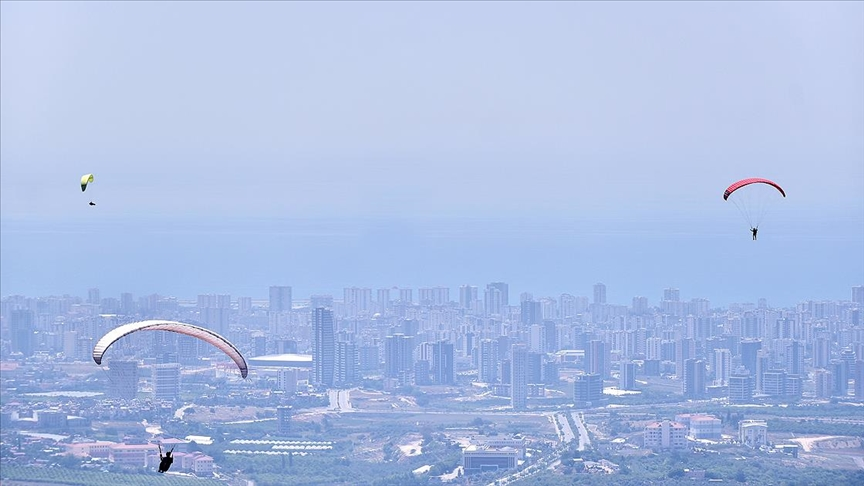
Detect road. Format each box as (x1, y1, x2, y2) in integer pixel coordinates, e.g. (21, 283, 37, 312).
(556, 413, 576, 443)
(571, 411, 591, 452)
(328, 388, 354, 411)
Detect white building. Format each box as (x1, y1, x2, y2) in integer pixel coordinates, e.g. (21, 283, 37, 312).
(676, 414, 722, 440)
(739, 420, 768, 448)
(462, 445, 519, 472)
(643, 420, 687, 449)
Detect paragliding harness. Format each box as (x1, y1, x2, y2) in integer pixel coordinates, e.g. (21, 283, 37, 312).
(158, 444, 175, 473)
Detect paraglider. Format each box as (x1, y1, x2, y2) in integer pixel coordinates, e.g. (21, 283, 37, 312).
(158, 444, 175, 473)
(80, 173, 96, 206)
(92, 320, 249, 378)
(723, 178, 785, 240)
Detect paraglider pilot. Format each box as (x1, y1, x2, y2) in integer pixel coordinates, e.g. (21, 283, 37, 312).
(158, 444, 175, 473)
(751, 227, 758, 241)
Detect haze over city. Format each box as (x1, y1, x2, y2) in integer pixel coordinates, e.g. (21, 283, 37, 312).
(1, 1, 863, 486)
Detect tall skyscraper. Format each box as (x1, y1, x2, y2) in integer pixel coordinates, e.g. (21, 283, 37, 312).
(521, 300, 542, 327)
(739, 339, 762, 377)
(198, 294, 231, 338)
(620, 361, 636, 390)
(108, 360, 139, 400)
(593, 283, 607, 305)
(312, 308, 335, 387)
(485, 282, 508, 316)
(663, 288, 680, 302)
(9, 310, 34, 357)
(785, 341, 804, 376)
(385, 334, 414, 379)
(335, 341, 358, 387)
(852, 286, 864, 306)
(675, 337, 696, 378)
(813, 336, 831, 369)
(683, 359, 706, 399)
(459, 285, 478, 310)
(511, 344, 528, 410)
(712, 349, 732, 386)
(153, 363, 180, 401)
(632, 296, 649, 315)
(587, 339, 608, 378)
(488, 282, 509, 306)
(87, 288, 101, 305)
(376, 288, 391, 311)
(431, 341, 454, 385)
(269, 286, 292, 313)
(478, 339, 499, 383)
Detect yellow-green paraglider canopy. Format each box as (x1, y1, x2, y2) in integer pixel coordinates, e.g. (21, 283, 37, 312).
(80, 173, 94, 192)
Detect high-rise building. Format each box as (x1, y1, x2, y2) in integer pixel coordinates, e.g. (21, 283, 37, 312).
(485, 283, 509, 316)
(620, 361, 636, 390)
(632, 296, 649, 315)
(312, 308, 335, 387)
(108, 360, 139, 400)
(712, 349, 732, 386)
(398, 288, 413, 304)
(527, 352, 543, 384)
(153, 363, 180, 401)
(728, 373, 753, 403)
(761, 369, 787, 396)
(593, 283, 607, 305)
(198, 294, 231, 338)
(431, 341, 454, 385)
(269, 286, 292, 313)
(343, 287, 373, 314)
(646, 337, 662, 360)
(574, 373, 603, 407)
(663, 288, 680, 302)
(9, 310, 34, 357)
(276, 369, 298, 394)
(813, 336, 831, 369)
(385, 334, 414, 379)
(785, 341, 804, 376)
(813, 369, 832, 399)
(852, 286, 864, 306)
(543, 320, 558, 353)
(510, 344, 528, 410)
(87, 288, 101, 305)
(740, 339, 762, 377)
(276, 406, 292, 436)
(488, 282, 509, 306)
(521, 300, 542, 327)
(335, 342, 358, 387)
(120, 292, 136, 315)
(675, 338, 696, 378)
(459, 285, 478, 311)
(683, 359, 706, 399)
(478, 339, 499, 383)
(587, 340, 608, 378)
(376, 288, 391, 312)
(831, 359, 848, 396)
(855, 360, 864, 400)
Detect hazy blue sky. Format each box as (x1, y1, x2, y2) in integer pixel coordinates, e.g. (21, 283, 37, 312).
(1, 2, 862, 304)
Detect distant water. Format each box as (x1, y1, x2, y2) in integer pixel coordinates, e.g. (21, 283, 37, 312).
(1, 210, 862, 307)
